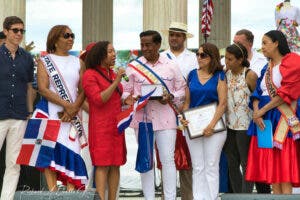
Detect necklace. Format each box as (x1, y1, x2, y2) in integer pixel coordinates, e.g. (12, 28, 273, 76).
(198, 69, 212, 79)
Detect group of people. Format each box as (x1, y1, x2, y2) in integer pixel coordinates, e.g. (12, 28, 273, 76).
(1, 12, 300, 200)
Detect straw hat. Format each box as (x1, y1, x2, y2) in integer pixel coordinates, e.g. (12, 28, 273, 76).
(162, 22, 193, 38)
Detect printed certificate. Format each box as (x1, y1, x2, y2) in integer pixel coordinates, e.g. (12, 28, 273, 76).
(141, 84, 163, 100)
(183, 103, 225, 139)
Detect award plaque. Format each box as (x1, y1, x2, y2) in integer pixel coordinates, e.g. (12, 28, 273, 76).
(141, 84, 163, 100)
(182, 103, 225, 139)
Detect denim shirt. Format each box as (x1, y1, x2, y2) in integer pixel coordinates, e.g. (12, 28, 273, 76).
(0, 44, 34, 120)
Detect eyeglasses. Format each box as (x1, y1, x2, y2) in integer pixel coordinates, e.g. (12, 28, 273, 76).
(196, 52, 210, 59)
(62, 33, 75, 39)
(9, 28, 26, 35)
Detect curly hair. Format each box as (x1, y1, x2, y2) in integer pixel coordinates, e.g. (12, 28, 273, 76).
(84, 41, 110, 69)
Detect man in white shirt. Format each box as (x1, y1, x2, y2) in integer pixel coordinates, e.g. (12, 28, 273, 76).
(233, 29, 267, 78)
(161, 22, 198, 200)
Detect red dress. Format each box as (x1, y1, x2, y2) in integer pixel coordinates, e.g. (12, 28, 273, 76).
(246, 53, 300, 186)
(82, 67, 127, 166)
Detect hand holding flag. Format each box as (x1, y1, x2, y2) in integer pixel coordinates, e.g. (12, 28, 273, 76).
(117, 88, 156, 133)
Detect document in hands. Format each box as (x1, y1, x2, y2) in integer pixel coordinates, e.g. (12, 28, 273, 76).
(182, 103, 225, 139)
(141, 84, 163, 100)
(257, 119, 273, 148)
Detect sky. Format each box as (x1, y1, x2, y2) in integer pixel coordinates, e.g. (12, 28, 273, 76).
(25, 0, 300, 52)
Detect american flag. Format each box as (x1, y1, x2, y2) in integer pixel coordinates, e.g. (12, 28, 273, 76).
(201, 0, 214, 41)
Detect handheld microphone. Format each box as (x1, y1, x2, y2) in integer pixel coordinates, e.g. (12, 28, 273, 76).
(122, 73, 129, 82)
(115, 66, 129, 82)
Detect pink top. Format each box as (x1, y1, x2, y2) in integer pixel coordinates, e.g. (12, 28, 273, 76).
(122, 55, 186, 131)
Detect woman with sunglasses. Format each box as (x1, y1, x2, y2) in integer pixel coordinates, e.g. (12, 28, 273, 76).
(223, 43, 258, 193)
(37, 25, 87, 191)
(181, 43, 227, 200)
(82, 41, 127, 200)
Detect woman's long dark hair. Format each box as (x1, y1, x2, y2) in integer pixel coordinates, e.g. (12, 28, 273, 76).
(200, 42, 223, 74)
(264, 30, 290, 56)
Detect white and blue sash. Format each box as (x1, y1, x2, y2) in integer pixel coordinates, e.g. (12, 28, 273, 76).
(41, 55, 88, 148)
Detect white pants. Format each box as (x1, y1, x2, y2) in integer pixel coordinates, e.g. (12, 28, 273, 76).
(0, 119, 27, 200)
(293, 187, 300, 194)
(186, 131, 227, 200)
(135, 128, 177, 200)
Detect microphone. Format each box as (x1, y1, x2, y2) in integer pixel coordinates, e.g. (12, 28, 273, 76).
(115, 66, 129, 82)
(122, 73, 129, 82)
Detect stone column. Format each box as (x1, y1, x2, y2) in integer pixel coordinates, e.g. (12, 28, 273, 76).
(82, 0, 113, 48)
(143, 0, 187, 50)
(0, 0, 26, 46)
(199, 0, 231, 49)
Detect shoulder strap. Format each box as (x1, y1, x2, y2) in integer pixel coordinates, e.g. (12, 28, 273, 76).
(93, 68, 122, 96)
(245, 68, 250, 78)
(244, 68, 254, 92)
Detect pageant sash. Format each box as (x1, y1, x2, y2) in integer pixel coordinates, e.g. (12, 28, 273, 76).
(128, 59, 180, 114)
(265, 63, 300, 149)
(41, 55, 88, 148)
(129, 59, 171, 93)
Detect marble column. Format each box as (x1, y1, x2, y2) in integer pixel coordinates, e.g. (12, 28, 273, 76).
(143, 0, 188, 50)
(199, 0, 231, 49)
(0, 0, 26, 46)
(82, 0, 113, 48)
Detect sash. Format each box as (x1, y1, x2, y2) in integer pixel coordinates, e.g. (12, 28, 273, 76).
(265, 63, 300, 149)
(128, 59, 180, 114)
(166, 52, 172, 60)
(41, 55, 88, 148)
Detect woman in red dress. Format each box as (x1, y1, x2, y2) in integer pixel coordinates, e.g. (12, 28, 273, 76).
(82, 41, 127, 200)
(246, 30, 300, 194)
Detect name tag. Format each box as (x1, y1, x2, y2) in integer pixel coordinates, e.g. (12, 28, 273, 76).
(141, 84, 163, 100)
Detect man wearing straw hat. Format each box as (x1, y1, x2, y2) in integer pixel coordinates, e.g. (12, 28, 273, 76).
(162, 21, 198, 200)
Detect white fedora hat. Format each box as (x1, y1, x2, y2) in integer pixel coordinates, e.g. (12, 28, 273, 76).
(162, 21, 194, 38)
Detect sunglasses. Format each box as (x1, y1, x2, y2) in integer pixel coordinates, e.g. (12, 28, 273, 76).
(9, 28, 26, 34)
(62, 33, 75, 39)
(196, 52, 210, 59)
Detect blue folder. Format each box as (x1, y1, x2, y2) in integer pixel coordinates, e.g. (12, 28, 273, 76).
(257, 119, 273, 148)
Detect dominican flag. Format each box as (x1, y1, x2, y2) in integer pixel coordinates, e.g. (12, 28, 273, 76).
(32, 98, 49, 118)
(201, 0, 214, 41)
(117, 88, 156, 133)
(17, 119, 61, 167)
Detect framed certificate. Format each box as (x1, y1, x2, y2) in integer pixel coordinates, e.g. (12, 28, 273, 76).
(141, 84, 163, 100)
(182, 103, 225, 139)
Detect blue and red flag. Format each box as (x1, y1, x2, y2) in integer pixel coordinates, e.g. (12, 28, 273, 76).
(17, 119, 61, 167)
(32, 98, 49, 118)
(117, 88, 156, 133)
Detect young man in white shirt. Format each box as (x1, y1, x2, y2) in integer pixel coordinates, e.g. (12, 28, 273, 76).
(161, 22, 198, 200)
